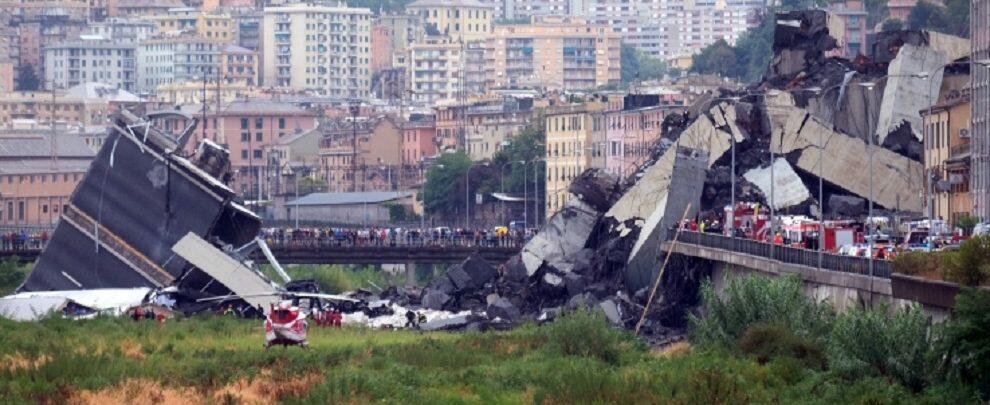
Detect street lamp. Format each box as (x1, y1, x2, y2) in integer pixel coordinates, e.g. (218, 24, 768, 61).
(528, 158, 545, 229)
(500, 160, 524, 225)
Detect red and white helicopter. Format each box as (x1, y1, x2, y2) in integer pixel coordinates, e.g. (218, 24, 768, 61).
(198, 291, 357, 349)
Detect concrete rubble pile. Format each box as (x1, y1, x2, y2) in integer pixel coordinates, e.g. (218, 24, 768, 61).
(399, 10, 969, 340)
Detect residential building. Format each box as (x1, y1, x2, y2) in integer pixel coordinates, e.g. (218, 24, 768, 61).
(152, 80, 252, 105)
(0, 128, 95, 227)
(261, 3, 372, 98)
(501, 0, 580, 21)
(406, 0, 493, 43)
(378, 12, 424, 70)
(0, 92, 108, 128)
(543, 102, 605, 217)
(921, 90, 971, 224)
(154, 100, 319, 196)
(234, 12, 262, 51)
(17, 17, 90, 82)
(371, 25, 393, 72)
(827, 0, 868, 59)
(457, 96, 534, 160)
(219, 44, 258, 86)
(971, 0, 990, 220)
(44, 40, 137, 91)
(136, 35, 226, 93)
(887, 0, 918, 23)
(145, 8, 237, 41)
(402, 114, 437, 167)
(485, 16, 620, 91)
(319, 116, 403, 192)
(87, 18, 158, 41)
(0, 61, 14, 94)
(113, 0, 185, 18)
(604, 94, 676, 181)
(408, 36, 464, 104)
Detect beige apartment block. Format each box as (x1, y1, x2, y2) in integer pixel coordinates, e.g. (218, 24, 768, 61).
(485, 16, 620, 91)
(543, 102, 606, 217)
(406, 0, 493, 43)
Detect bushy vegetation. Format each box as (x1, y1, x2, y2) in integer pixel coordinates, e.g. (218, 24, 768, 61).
(941, 236, 990, 286)
(0, 258, 28, 295)
(891, 236, 990, 287)
(692, 273, 989, 401)
(689, 275, 833, 348)
(260, 264, 404, 293)
(828, 305, 934, 391)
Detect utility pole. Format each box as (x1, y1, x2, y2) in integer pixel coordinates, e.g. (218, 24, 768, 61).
(50, 82, 57, 169)
(349, 100, 360, 192)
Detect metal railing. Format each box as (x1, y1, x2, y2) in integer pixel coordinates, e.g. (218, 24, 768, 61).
(670, 229, 891, 278)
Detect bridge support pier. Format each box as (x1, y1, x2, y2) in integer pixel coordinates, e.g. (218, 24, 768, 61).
(406, 262, 416, 287)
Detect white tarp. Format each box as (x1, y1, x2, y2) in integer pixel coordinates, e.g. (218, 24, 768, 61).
(743, 158, 812, 210)
(0, 288, 151, 321)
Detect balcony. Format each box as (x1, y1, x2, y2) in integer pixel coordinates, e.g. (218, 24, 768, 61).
(949, 143, 971, 158)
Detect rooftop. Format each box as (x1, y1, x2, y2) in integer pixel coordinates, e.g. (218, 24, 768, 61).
(408, 0, 491, 8)
(287, 191, 414, 206)
(0, 132, 96, 159)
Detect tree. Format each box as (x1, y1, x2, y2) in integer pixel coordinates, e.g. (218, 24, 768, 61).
(490, 115, 546, 199)
(881, 18, 905, 32)
(421, 152, 471, 215)
(345, 0, 410, 14)
(955, 215, 980, 236)
(865, 0, 890, 29)
(690, 39, 740, 78)
(907, 0, 950, 33)
(15, 65, 39, 91)
(938, 289, 990, 399)
(621, 44, 671, 85)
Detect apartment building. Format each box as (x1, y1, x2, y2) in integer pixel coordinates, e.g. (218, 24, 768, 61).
(485, 17, 620, 91)
(87, 18, 158, 41)
(402, 114, 437, 167)
(826, 0, 868, 59)
(152, 80, 251, 105)
(921, 91, 972, 224)
(136, 35, 226, 93)
(378, 12, 424, 70)
(408, 36, 464, 104)
(155, 100, 318, 195)
(219, 44, 258, 86)
(114, 0, 185, 18)
(319, 116, 403, 192)
(971, 0, 990, 220)
(0, 92, 108, 128)
(501, 0, 581, 21)
(602, 95, 662, 181)
(261, 3, 372, 99)
(145, 8, 237, 41)
(437, 96, 534, 161)
(44, 41, 137, 91)
(407, 0, 493, 43)
(543, 102, 605, 217)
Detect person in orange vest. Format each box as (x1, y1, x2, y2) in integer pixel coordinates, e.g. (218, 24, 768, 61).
(773, 232, 784, 245)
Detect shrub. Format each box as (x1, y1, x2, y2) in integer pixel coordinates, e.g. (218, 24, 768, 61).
(827, 304, 933, 392)
(891, 251, 941, 277)
(940, 236, 990, 286)
(689, 275, 833, 348)
(736, 322, 825, 369)
(937, 289, 990, 399)
(0, 258, 27, 295)
(955, 215, 980, 236)
(542, 309, 639, 366)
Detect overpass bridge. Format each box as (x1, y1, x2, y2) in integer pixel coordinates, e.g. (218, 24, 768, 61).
(661, 229, 959, 317)
(0, 242, 522, 266)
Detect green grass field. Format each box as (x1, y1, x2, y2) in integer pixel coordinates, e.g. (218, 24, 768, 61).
(0, 311, 965, 404)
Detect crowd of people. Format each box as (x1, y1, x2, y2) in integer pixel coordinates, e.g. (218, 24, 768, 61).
(0, 230, 48, 251)
(261, 226, 529, 249)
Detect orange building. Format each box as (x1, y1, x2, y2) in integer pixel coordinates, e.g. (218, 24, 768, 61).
(371, 25, 393, 73)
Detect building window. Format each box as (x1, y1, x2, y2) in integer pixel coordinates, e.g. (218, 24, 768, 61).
(278, 118, 286, 129)
(256, 132, 263, 142)
(241, 150, 248, 159)
(241, 118, 248, 129)
(253, 149, 262, 159)
(255, 118, 263, 129)
(17, 201, 24, 221)
(241, 132, 249, 142)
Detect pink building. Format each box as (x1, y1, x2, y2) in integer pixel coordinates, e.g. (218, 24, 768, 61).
(888, 0, 920, 23)
(371, 25, 393, 73)
(827, 0, 869, 58)
(604, 95, 673, 181)
(402, 115, 437, 165)
(159, 100, 318, 197)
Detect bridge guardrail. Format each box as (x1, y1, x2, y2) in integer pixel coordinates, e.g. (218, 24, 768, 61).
(670, 229, 891, 278)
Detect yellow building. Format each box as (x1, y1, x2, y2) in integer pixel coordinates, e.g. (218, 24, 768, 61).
(544, 102, 606, 217)
(406, 0, 493, 43)
(485, 16, 621, 91)
(921, 90, 972, 225)
(145, 8, 236, 41)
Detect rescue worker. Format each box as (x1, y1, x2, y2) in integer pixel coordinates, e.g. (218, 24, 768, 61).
(773, 232, 784, 245)
(404, 310, 418, 329)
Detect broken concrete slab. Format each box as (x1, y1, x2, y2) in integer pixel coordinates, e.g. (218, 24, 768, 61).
(487, 297, 520, 321)
(794, 127, 923, 212)
(446, 254, 496, 293)
(742, 158, 812, 210)
(625, 147, 708, 292)
(419, 313, 471, 331)
(421, 289, 451, 310)
(876, 44, 950, 144)
(171, 233, 278, 311)
(607, 108, 733, 224)
(599, 299, 622, 325)
(520, 198, 600, 276)
(567, 169, 618, 212)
